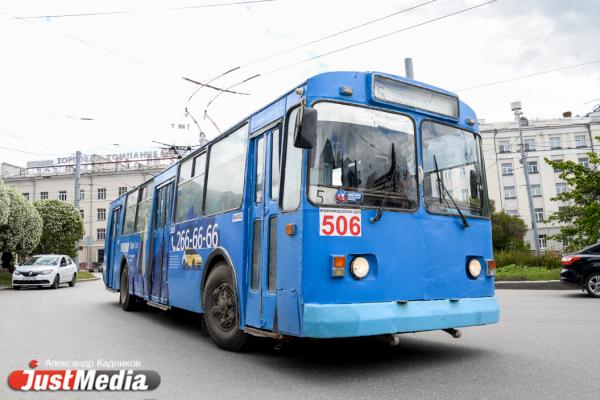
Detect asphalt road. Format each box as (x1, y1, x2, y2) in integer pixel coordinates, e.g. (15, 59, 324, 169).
(1, 279, 598, 400)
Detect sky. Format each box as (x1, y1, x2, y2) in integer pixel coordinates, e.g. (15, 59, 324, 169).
(1, 0, 599, 166)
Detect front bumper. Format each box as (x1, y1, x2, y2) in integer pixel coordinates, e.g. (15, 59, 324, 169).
(302, 296, 499, 338)
(12, 276, 52, 286)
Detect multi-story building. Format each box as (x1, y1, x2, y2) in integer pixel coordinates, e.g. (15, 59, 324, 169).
(480, 112, 600, 251)
(1, 151, 176, 267)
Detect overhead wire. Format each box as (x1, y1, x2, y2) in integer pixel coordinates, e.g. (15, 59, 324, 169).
(4, 11, 248, 95)
(10, 0, 276, 19)
(455, 58, 600, 92)
(200, 0, 497, 118)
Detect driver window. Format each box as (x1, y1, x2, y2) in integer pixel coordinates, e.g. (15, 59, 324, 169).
(60, 257, 67, 266)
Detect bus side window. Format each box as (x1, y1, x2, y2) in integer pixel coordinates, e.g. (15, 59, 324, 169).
(175, 154, 205, 223)
(204, 124, 248, 216)
(135, 184, 154, 233)
(270, 128, 280, 201)
(122, 190, 139, 235)
(281, 109, 302, 211)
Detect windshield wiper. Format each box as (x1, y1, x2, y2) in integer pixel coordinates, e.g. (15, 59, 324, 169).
(433, 155, 469, 228)
(370, 143, 397, 223)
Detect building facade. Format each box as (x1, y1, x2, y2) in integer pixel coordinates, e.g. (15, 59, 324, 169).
(1, 152, 175, 267)
(480, 113, 600, 251)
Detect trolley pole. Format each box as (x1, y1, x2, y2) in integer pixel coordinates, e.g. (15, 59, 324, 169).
(512, 101, 541, 256)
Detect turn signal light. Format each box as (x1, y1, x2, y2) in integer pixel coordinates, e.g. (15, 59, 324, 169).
(285, 223, 296, 236)
(332, 255, 346, 277)
(486, 260, 497, 276)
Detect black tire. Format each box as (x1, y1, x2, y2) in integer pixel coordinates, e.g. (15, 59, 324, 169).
(203, 262, 248, 351)
(51, 274, 59, 289)
(584, 273, 600, 298)
(119, 265, 137, 311)
(69, 273, 77, 287)
(13, 285, 20, 290)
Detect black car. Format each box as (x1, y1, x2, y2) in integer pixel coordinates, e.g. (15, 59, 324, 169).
(560, 243, 600, 297)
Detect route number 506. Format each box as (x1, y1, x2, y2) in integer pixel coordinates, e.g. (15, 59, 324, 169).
(319, 208, 362, 237)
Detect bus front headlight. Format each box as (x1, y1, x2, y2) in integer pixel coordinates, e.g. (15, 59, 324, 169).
(350, 257, 369, 279)
(467, 258, 482, 279)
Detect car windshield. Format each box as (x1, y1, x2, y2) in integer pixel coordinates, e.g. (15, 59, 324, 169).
(308, 102, 418, 210)
(422, 121, 489, 217)
(22, 256, 60, 266)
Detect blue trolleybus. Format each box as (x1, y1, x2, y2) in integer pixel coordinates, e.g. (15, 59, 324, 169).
(103, 71, 499, 351)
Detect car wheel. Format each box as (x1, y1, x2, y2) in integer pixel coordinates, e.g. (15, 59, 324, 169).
(69, 273, 76, 287)
(51, 274, 59, 289)
(584, 273, 600, 298)
(202, 262, 248, 351)
(13, 285, 20, 290)
(119, 266, 137, 311)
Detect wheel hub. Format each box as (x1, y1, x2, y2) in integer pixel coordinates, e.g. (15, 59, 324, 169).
(212, 283, 236, 331)
(589, 276, 600, 295)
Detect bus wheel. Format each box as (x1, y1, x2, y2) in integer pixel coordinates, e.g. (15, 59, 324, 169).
(120, 265, 137, 311)
(203, 262, 248, 351)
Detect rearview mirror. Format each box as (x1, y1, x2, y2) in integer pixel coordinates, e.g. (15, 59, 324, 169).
(469, 170, 478, 199)
(293, 107, 318, 149)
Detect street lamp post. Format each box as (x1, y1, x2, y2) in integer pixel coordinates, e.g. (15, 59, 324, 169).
(512, 101, 541, 256)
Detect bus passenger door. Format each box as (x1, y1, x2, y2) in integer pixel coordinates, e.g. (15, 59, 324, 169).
(149, 181, 174, 303)
(106, 207, 121, 288)
(246, 128, 279, 331)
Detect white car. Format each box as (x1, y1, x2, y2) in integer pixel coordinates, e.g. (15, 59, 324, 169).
(12, 255, 78, 289)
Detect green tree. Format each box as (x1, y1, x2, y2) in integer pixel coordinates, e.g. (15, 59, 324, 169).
(488, 199, 528, 251)
(0, 186, 43, 255)
(545, 138, 600, 251)
(491, 211, 528, 251)
(34, 200, 84, 257)
(0, 180, 10, 225)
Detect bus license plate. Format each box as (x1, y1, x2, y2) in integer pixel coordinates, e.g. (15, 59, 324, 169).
(319, 208, 361, 237)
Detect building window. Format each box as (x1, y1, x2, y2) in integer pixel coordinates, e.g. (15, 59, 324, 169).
(40, 192, 48, 200)
(118, 186, 127, 196)
(97, 228, 106, 240)
(79, 209, 84, 219)
(535, 208, 544, 222)
(97, 208, 106, 221)
(555, 182, 567, 195)
(79, 188, 85, 200)
(550, 136, 561, 149)
(59, 191, 67, 201)
(575, 135, 586, 148)
(499, 140, 510, 153)
(97, 249, 105, 263)
(22, 192, 29, 201)
(524, 138, 536, 151)
(506, 210, 518, 216)
(526, 160, 539, 174)
(538, 234, 547, 249)
(97, 188, 106, 200)
(504, 186, 516, 199)
(531, 184, 542, 197)
(501, 163, 513, 176)
(578, 157, 589, 168)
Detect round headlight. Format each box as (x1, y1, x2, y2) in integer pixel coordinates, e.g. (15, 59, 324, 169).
(467, 258, 482, 279)
(350, 257, 370, 279)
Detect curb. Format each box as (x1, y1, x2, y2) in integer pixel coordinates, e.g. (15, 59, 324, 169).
(495, 280, 575, 290)
(0, 276, 100, 290)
